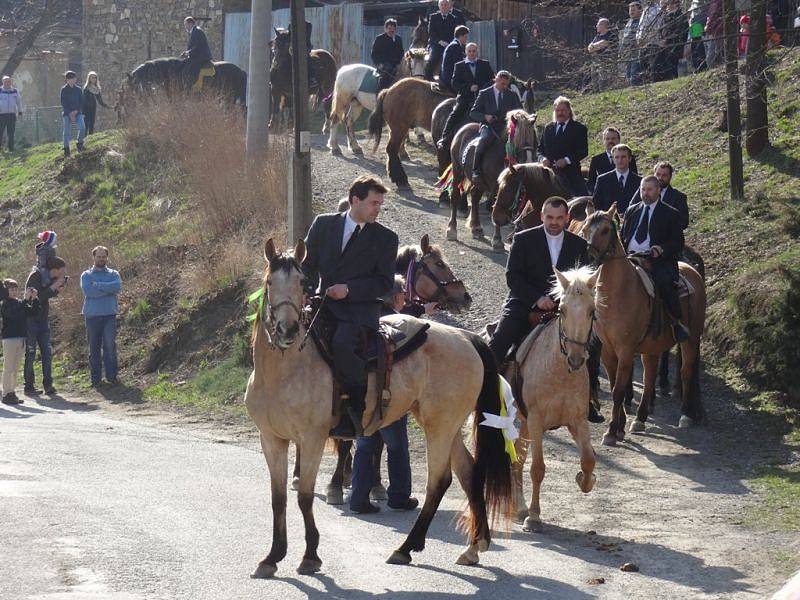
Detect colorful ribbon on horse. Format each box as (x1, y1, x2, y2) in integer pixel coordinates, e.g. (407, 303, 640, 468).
(479, 375, 519, 464)
(246, 287, 265, 322)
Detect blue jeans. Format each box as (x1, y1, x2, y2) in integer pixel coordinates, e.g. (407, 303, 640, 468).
(350, 415, 411, 508)
(63, 114, 86, 148)
(626, 60, 642, 85)
(24, 320, 52, 390)
(85, 315, 118, 383)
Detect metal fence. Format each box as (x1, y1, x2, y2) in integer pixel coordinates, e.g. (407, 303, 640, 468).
(10, 106, 108, 147)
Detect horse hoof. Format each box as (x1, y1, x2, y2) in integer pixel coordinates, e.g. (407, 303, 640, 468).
(352, 147, 364, 156)
(576, 471, 597, 493)
(297, 558, 322, 575)
(471, 228, 485, 240)
(370, 485, 388, 502)
(251, 561, 278, 579)
(329, 147, 342, 157)
(629, 420, 646, 434)
(513, 509, 529, 525)
(456, 549, 480, 566)
(386, 551, 412, 565)
(602, 433, 617, 447)
(291, 476, 300, 491)
(678, 415, 694, 428)
(522, 517, 543, 533)
(477, 539, 489, 553)
(492, 238, 505, 252)
(616, 429, 626, 442)
(446, 228, 458, 241)
(325, 486, 344, 505)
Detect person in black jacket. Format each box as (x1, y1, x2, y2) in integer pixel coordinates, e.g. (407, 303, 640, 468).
(302, 176, 399, 439)
(653, 0, 687, 81)
(2, 280, 40, 405)
(180, 17, 213, 87)
(440, 26, 469, 93)
(587, 126, 638, 193)
(629, 161, 689, 230)
(425, 0, 465, 80)
(81, 72, 110, 136)
(371, 19, 405, 90)
(469, 71, 521, 179)
(621, 176, 689, 342)
(592, 144, 642, 214)
(537, 96, 589, 197)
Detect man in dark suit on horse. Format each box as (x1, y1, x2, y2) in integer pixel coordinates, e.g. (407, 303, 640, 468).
(425, 0, 466, 80)
(621, 175, 689, 342)
(469, 70, 521, 180)
(593, 143, 642, 214)
(437, 42, 495, 151)
(587, 126, 638, 193)
(302, 176, 399, 439)
(371, 18, 405, 90)
(628, 161, 689, 230)
(181, 16, 213, 89)
(537, 96, 590, 197)
(440, 26, 469, 94)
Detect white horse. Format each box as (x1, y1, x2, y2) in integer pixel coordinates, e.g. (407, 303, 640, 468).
(325, 50, 426, 156)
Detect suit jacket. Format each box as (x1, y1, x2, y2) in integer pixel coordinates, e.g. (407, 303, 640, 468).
(452, 60, 494, 97)
(593, 169, 642, 214)
(504, 226, 590, 315)
(302, 212, 399, 330)
(537, 120, 589, 171)
(469, 85, 522, 129)
(371, 33, 404, 68)
(630, 186, 689, 230)
(427, 10, 465, 47)
(187, 26, 213, 63)
(440, 39, 465, 90)
(621, 200, 684, 266)
(587, 151, 638, 192)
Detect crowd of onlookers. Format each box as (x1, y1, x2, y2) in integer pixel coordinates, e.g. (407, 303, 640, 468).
(588, 0, 800, 91)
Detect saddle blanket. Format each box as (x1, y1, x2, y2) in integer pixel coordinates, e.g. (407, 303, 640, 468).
(461, 137, 480, 166)
(359, 69, 381, 94)
(634, 265, 695, 299)
(192, 63, 216, 92)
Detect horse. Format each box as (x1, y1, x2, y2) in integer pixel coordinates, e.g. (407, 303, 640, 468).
(245, 238, 514, 575)
(509, 267, 600, 531)
(290, 234, 473, 505)
(115, 57, 246, 123)
(444, 109, 538, 245)
(268, 28, 337, 131)
(579, 206, 707, 446)
(367, 78, 454, 190)
(325, 52, 426, 156)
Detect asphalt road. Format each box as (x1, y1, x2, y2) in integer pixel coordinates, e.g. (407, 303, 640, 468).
(1, 392, 785, 600)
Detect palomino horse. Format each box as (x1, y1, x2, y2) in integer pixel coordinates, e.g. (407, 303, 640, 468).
(325, 52, 426, 156)
(291, 234, 473, 505)
(510, 267, 600, 531)
(246, 239, 513, 575)
(445, 110, 538, 244)
(580, 207, 707, 445)
(367, 78, 454, 190)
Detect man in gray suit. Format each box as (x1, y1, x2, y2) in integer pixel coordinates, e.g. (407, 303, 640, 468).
(469, 70, 522, 179)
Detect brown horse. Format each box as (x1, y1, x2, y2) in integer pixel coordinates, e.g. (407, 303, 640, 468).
(246, 239, 513, 575)
(579, 207, 707, 445)
(367, 78, 454, 190)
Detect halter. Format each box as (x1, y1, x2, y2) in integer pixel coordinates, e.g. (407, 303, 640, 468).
(587, 216, 623, 267)
(558, 309, 596, 358)
(405, 252, 463, 307)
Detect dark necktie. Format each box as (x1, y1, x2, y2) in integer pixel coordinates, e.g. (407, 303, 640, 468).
(635, 206, 650, 244)
(343, 224, 361, 255)
(469, 63, 476, 76)
(619, 174, 625, 189)
(557, 123, 565, 136)
(497, 91, 503, 107)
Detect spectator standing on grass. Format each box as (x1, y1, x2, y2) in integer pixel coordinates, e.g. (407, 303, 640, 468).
(688, 0, 708, 73)
(587, 18, 617, 92)
(80, 246, 121, 387)
(81, 72, 110, 136)
(739, 15, 751, 58)
(637, 0, 664, 82)
(2, 280, 40, 405)
(24, 255, 67, 396)
(620, 2, 644, 86)
(60, 71, 85, 157)
(0, 76, 23, 152)
(653, 0, 687, 82)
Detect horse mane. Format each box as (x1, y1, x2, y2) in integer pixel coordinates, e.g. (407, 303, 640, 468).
(395, 243, 443, 274)
(506, 109, 538, 157)
(550, 265, 598, 302)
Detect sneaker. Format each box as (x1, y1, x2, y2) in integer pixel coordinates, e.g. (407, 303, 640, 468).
(76, 142, 85, 152)
(106, 377, 119, 385)
(24, 386, 42, 396)
(2, 392, 23, 405)
(350, 502, 380, 514)
(388, 497, 419, 511)
(44, 386, 57, 395)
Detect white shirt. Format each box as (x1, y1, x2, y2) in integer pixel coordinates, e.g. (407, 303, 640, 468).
(606, 150, 613, 164)
(341, 210, 362, 252)
(615, 168, 630, 187)
(627, 199, 659, 253)
(545, 230, 564, 267)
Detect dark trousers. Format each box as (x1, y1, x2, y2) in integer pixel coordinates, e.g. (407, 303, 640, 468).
(86, 315, 118, 384)
(84, 109, 97, 135)
(332, 321, 369, 410)
(24, 319, 52, 390)
(424, 44, 445, 80)
(0, 113, 16, 151)
(651, 259, 682, 321)
(378, 65, 398, 90)
(474, 123, 501, 171)
(350, 415, 411, 508)
(691, 39, 707, 72)
(556, 164, 589, 197)
(653, 48, 680, 81)
(184, 59, 203, 85)
(440, 93, 473, 145)
(488, 306, 531, 365)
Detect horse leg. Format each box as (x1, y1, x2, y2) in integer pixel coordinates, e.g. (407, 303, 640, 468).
(292, 445, 301, 490)
(415, 126, 426, 144)
(523, 426, 545, 533)
(296, 436, 326, 575)
(447, 184, 461, 241)
(370, 438, 388, 501)
(631, 354, 659, 433)
(325, 440, 349, 505)
(327, 110, 342, 156)
(512, 417, 530, 524)
(624, 372, 634, 411)
(568, 421, 596, 493)
(659, 348, 671, 395)
(252, 433, 290, 579)
(348, 103, 364, 155)
(399, 135, 411, 161)
(491, 222, 505, 252)
(603, 351, 633, 446)
(469, 187, 485, 239)
(678, 339, 703, 428)
(674, 344, 684, 394)
(386, 131, 410, 190)
(449, 436, 489, 565)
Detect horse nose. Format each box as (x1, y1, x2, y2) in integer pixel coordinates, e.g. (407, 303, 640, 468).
(285, 322, 300, 339)
(568, 355, 585, 372)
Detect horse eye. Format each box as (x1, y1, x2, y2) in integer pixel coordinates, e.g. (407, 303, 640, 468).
(436, 261, 445, 268)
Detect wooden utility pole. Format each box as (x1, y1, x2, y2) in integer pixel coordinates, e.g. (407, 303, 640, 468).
(288, 0, 313, 244)
(245, 0, 271, 163)
(722, 0, 745, 201)
(745, 0, 769, 157)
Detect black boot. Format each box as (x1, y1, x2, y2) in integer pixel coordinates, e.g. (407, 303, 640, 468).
(588, 402, 605, 423)
(673, 323, 690, 343)
(330, 385, 366, 440)
(471, 151, 484, 180)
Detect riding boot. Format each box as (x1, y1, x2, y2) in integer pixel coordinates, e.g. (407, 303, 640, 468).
(330, 384, 367, 440)
(472, 147, 485, 180)
(663, 287, 689, 343)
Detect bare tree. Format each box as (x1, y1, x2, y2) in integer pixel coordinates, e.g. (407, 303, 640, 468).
(1, 0, 72, 77)
(745, 0, 769, 157)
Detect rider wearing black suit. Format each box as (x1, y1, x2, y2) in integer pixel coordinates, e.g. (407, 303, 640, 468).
(537, 96, 589, 197)
(440, 27, 469, 93)
(629, 161, 689, 230)
(181, 17, 213, 85)
(592, 144, 642, 214)
(469, 71, 521, 179)
(587, 127, 638, 193)
(621, 176, 689, 342)
(425, 1, 466, 80)
(302, 177, 399, 439)
(371, 19, 405, 90)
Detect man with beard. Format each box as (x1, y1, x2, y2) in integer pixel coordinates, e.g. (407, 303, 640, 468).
(630, 161, 689, 230)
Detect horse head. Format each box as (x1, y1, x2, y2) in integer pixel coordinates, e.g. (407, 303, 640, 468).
(404, 49, 427, 77)
(552, 266, 599, 372)
(580, 204, 621, 263)
(494, 163, 526, 227)
(401, 234, 471, 312)
(259, 238, 307, 350)
(507, 109, 538, 163)
(411, 15, 429, 47)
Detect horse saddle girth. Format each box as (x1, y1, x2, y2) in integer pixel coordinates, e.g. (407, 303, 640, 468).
(461, 136, 480, 167)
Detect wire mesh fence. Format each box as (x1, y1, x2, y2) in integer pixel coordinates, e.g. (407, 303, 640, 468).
(12, 106, 107, 147)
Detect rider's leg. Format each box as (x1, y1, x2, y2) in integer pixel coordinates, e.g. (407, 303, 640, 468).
(330, 322, 368, 439)
(472, 125, 495, 178)
(439, 94, 471, 149)
(487, 303, 530, 366)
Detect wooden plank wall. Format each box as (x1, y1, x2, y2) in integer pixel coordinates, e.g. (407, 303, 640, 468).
(462, 0, 534, 21)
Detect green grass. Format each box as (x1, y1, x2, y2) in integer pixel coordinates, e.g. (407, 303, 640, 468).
(747, 467, 800, 533)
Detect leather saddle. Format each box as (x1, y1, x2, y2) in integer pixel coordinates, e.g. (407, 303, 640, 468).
(628, 254, 693, 339)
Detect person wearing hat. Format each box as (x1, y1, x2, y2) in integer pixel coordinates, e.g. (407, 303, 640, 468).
(60, 71, 85, 156)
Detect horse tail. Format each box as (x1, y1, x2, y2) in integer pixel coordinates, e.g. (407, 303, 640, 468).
(368, 89, 387, 150)
(461, 332, 513, 542)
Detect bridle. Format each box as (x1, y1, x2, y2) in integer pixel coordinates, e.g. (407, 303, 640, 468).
(586, 215, 624, 267)
(405, 252, 463, 307)
(557, 309, 596, 358)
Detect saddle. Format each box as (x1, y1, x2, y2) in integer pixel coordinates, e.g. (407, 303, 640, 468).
(192, 61, 216, 92)
(359, 69, 383, 94)
(629, 255, 694, 339)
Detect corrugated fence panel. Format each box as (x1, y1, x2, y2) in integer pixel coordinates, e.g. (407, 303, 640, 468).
(223, 12, 251, 69)
(466, 20, 497, 70)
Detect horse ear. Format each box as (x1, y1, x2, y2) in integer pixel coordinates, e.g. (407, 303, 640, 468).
(587, 269, 600, 290)
(264, 238, 277, 262)
(293, 239, 306, 263)
(274, 27, 280, 36)
(530, 113, 537, 124)
(420, 234, 430, 254)
(553, 267, 570, 292)
(608, 202, 618, 220)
